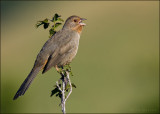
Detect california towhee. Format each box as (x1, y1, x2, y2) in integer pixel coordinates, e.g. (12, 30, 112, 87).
(13, 15, 86, 100)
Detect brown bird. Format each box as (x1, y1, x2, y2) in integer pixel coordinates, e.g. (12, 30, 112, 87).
(13, 15, 86, 100)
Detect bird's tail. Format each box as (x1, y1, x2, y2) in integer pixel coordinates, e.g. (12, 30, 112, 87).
(13, 67, 41, 100)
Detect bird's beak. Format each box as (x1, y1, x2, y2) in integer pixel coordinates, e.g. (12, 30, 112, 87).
(79, 18, 87, 26)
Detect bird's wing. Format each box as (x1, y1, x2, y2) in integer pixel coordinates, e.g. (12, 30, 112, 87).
(42, 50, 59, 74)
(42, 30, 76, 73)
(32, 31, 62, 69)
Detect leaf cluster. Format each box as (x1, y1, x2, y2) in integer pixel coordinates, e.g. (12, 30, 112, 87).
(36, 13, 64, 38)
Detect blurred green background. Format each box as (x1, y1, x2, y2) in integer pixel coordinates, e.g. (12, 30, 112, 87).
(1, 1, 159, 113)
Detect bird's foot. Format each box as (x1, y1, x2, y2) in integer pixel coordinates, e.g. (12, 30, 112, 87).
(56, 65, 60, 72)
(56, 65, 65, 76)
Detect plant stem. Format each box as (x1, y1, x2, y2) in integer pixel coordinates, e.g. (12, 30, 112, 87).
(56, 70, 72, 114)
(65, 71, 72, 102)
(62, 75, 66, 114)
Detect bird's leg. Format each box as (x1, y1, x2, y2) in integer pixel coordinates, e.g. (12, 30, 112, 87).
(55, 65, 60, 72)
(56, 65, 64, 77)
(64, 71, 72, 103)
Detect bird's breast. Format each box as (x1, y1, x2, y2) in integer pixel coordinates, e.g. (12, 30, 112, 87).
(72, 25, 83, 34)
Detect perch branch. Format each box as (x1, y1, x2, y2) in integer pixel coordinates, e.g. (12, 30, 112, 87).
(65, 71, 72, 102)
(62, 76, 66, 114)
(56, 70, 72, 114)
(56, 81, 62, 92)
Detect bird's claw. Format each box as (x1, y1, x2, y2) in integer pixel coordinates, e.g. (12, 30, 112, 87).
(56, 65, 60, 72)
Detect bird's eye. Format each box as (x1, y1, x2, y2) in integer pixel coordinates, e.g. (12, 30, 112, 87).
(74, 19, 77, 22)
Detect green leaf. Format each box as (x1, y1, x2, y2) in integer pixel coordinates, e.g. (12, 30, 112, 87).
(71, 83, 77, 88)
(70, 71, 74, 76)
(51, 14, 64, 22)
(57, 18, 64, 22)
(51, 13, 61, 22)
(50, 87, 59, 97)
(36, 22, 43, 28)
(49, 28, 56, 37)
(36, 18, 49, 29)
(54, 22, 62, 28)
(43, 23, 49, 29)
(43, 18, 49, 23)
(56, 92, 62, 99)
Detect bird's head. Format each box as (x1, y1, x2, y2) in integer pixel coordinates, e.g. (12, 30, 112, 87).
(63, 15, 86, 34)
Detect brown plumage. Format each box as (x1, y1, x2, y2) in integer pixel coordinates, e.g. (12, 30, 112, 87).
(13, 15, 86, 100)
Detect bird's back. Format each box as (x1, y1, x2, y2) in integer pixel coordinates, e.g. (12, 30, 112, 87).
(42, 29, 80, 73)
